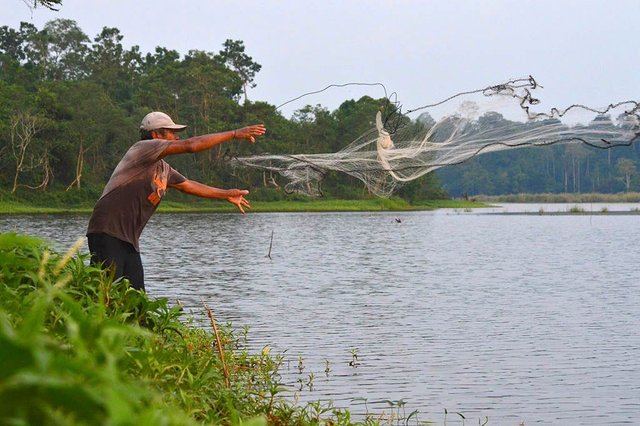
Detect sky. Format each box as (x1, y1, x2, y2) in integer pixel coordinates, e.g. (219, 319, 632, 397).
(3, 0, 639, 120)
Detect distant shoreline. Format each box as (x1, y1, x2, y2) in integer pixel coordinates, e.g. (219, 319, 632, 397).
(487, 211, 640, 216)
(4, 192, 639, 215)
(0, 198, 488, 215)
(474, 192, 640, 203)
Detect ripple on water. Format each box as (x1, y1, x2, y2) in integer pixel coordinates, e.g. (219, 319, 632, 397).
(3, 208, 639, 425)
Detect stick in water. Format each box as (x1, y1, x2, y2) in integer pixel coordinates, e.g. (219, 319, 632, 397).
(203, 302, 230, 387)
(266, 230, 273, 259)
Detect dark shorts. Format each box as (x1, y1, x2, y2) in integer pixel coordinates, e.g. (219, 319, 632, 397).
(87, 233, 145, 291)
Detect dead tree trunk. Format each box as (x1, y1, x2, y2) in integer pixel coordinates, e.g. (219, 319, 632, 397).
(66, 140, 85, 191)
(10, 113, 41, 193)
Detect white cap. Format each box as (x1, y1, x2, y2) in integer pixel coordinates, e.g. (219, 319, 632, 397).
(140, 111, 187, 131)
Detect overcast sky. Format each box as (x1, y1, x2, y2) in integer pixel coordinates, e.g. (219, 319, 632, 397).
(4, 0, 639, 119)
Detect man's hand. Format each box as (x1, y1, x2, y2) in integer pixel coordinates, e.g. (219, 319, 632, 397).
(172, 181, 252, 212)
(234, 124, 266, 143)
(227, 189, 251, 214)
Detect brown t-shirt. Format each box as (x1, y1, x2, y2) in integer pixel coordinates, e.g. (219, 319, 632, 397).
(87, 139, 186, 251)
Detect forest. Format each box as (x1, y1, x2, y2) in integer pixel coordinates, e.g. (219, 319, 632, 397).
(1, 19, 638, 204)
(438, 113, 640, 197)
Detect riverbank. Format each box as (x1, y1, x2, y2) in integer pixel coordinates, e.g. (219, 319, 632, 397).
(5, 190, 640, 215)
(475, 192, 640, 203)
(0, 197, 487, 214)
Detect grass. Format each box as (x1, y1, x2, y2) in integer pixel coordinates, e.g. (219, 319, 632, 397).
(0, 200, 83, 214)
(476, 192, 640, 203)
(246, 198, 483, 212)
(0, 196, 489, 215)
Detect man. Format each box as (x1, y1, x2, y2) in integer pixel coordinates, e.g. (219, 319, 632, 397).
(87, 111, 266, 291)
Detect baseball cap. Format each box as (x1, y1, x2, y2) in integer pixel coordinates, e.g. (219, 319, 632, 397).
(140, 111, 187, 131)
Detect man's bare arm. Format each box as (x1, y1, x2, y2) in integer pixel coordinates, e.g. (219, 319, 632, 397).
(161, 124, 266, 157)
(170, 180, 251, 213)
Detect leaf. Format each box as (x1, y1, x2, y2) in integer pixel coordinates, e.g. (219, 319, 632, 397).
(407, 409, 419, 422)
(0, 330, 34, 381)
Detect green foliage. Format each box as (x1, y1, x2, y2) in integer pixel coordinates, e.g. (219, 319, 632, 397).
(396, 173, 449, 202)
(0, 186, 101, 208)
(216, 39, 262, 103)
(0, 233, 193, 424)
(0, 19, 447, 203)
(5, 19, 638, 200)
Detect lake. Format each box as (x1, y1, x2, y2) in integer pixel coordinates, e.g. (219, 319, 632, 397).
(2, 203, 639, 425)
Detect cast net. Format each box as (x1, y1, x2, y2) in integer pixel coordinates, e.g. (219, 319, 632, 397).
(232, 77, 639, 197)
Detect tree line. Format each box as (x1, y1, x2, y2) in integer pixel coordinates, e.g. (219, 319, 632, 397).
(0, 19, 446, 203)
(438, 113, 640, 197)
(1, 19, 637, 203)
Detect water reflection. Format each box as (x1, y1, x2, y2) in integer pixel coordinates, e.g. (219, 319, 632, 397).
(1, 206, 639, 425)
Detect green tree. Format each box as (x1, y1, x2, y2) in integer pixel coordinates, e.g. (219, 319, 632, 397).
(39, 19, 89, 80)
(0, 18, 450, 201)
(0, 22, 37, 62)
(459, 162, 494, 195)
(416, 111, 435, 128)
(216, 39, 261, 104)
(135, 47, 185, 115)
(292, 104, 336, 153)
(12, 19, 88, 81)
(87, 27, 142, 107)
(181, 50, 242, 131)
(0, 23, 40, 86)
(43, 80, 133, 188)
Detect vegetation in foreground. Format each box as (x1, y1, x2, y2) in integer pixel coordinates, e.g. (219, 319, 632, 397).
(1, 232, 380, 425)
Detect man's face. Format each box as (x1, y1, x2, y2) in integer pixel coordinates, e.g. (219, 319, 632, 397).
(154, 129, 180, 140)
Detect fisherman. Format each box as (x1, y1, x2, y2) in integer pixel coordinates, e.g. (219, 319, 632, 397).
(87, 111, 266, 291)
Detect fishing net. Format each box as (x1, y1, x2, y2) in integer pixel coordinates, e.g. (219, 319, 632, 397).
(232, 76, 639, 197)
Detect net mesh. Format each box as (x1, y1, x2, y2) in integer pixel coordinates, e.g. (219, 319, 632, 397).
(233, 77, 639, 197)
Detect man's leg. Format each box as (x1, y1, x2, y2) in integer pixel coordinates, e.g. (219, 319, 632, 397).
(87, 233, 145, 291)
(88, 232, 125, 278)
(123, 250, 145, 292)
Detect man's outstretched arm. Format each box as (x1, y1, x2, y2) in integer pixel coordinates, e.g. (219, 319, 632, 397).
(161, 124, 266, 157)
(170, 180, 251, 214)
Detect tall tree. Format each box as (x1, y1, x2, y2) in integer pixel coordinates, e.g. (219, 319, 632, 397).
(0, 22, 37, 62)
(87, 27, 142, 106)
(9, 111, 44, 192)
(40, 19, 89, 80)
(135, 47, 185, 115)
(617, 158, 636, 192)
(216, 39, 261, 104)
(0, 23, 40, 86)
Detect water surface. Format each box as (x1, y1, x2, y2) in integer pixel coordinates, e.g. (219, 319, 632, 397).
(2, 204, 639, 425)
